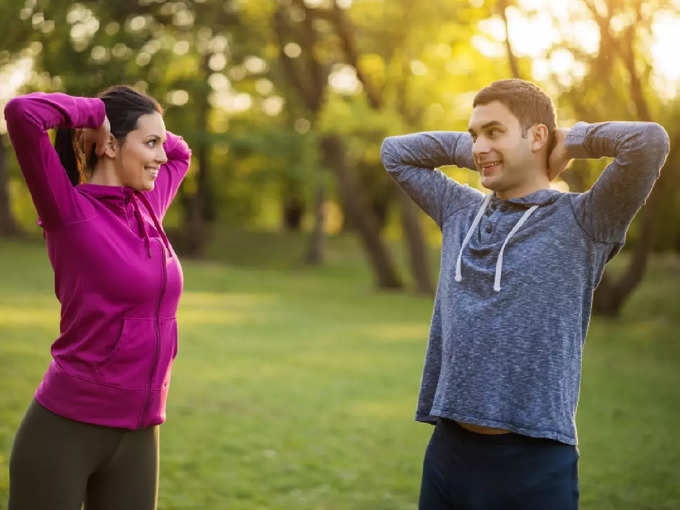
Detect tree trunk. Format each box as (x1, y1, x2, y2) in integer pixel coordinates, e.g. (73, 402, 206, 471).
(282, 194, 305, 231)
(327, 0, 430, 292)
(593, 190, 657, 316)
(592, 13, 664, 316)
(0, 134, 20, 236)
(181, 57, 214, 257)
(321, 135, 401, 288)
(593, 134, 678, 315)
(397, 186, 433, 294)
(274, 4, 402, 286)
(305, 184, 326, 264)
(499, 0, 522, 79)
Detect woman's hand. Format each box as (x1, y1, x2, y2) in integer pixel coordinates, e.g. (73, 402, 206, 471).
(78, 115, 111, 158)
(548, 128, 573, 181)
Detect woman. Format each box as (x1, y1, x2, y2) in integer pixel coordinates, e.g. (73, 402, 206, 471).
(4, 85, 191, 510)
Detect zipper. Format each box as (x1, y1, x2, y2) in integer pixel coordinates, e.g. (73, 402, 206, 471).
(138, 238, 167, 428)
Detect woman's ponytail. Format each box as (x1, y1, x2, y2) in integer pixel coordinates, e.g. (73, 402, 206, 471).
(54, 85, 162, 186)
(54, 128, 82, 186)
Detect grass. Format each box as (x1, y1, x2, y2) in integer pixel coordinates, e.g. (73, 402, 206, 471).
(0, 231, 678, 509)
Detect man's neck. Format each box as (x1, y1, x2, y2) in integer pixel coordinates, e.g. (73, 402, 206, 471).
(495, 173, 551, 200)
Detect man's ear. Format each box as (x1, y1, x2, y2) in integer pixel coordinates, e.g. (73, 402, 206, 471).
(100, 134, 118, 159)
(530, 124, 549, 153)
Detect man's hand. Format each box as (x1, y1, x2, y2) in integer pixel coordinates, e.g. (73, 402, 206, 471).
(548, 128, 573, 181)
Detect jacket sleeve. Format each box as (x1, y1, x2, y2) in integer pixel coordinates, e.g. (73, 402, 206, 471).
(380, 131, 483, 228)
(143, 131, 192, 219)
(566, 121, 670, 246)
(4, 93, 105, 229)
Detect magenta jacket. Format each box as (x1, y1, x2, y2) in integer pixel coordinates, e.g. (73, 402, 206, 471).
(4, 93, 191, 429)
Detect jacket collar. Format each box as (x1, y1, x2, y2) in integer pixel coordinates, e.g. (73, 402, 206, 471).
(76, 183, 172, 258)
(491, 188, 562, 208)
(77, 183, 134, 202)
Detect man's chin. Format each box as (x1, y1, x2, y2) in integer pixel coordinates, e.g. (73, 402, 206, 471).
(480, 176, 500, 191)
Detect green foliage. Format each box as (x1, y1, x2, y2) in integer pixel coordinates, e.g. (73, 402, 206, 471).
(1, 0, 678, 258)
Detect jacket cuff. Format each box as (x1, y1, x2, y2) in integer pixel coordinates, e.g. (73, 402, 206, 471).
(74, 97, 106, 129)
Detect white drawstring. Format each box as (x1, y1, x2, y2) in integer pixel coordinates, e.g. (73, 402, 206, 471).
(493, 205, 538, 292)
(455, 195, 538, 292)
(455, 194, 492, 283)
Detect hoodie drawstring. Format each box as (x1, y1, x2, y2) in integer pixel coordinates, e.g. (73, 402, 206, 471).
(455, 194, 492, 283)
(127, 190, 173, 259)
(455, 195, 538, 292)
(493, 205, 538, 292)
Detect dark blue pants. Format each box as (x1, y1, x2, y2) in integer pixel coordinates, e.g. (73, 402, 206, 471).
(419, 418, 579, 510)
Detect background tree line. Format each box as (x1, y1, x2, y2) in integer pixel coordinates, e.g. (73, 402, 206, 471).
(0, 0, 678, 316)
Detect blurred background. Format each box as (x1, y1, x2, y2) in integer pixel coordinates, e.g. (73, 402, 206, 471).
(0, 1, 678, 509)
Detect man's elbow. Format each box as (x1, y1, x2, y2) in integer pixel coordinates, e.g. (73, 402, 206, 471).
(380, 136, 399, 171)
(645, 122, 670, 160)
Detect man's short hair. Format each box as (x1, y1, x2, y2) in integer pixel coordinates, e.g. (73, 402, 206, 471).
(473, 79, 557, 151)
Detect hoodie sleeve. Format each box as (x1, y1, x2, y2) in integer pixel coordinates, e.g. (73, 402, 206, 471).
(566, 121, 670, 246)
(380, 132, 483, 228)
(4, 93, 105, 229)
(143, 131, 192, 219)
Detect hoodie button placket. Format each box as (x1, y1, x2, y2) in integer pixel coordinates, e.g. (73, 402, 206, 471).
(481, 202, 495, 240)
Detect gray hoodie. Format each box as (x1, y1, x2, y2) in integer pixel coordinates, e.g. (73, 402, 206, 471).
(380, 121, 669, 445)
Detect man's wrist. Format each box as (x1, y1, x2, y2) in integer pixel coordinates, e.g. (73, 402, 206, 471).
(564, 122, 591, 160)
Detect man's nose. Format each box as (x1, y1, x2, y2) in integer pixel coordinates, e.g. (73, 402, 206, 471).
(473, 137, 490, 155)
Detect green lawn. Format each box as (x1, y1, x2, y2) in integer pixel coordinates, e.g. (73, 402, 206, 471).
(0, 233, 678, 509)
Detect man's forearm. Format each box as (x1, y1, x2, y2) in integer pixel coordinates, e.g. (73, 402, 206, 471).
(380, 131, 476, 175)
(565, 121, 669, 170)
(564, 121, 670, 242)
(380, 131, 481, 227)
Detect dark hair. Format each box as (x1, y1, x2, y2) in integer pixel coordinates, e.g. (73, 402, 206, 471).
(473, 79, 557, 158)
(55, 85, 163, 186)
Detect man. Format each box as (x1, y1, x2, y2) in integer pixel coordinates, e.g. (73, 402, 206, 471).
(380, 79, 669, 509)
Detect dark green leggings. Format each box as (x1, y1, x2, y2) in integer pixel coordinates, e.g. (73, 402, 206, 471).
(9, 399, 159, 510)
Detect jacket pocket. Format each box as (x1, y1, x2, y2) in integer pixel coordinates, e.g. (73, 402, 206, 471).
(153, 317, 178, 391)
(95, 318, 155, 390)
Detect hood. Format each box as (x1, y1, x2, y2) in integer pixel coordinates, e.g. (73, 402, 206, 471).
(76, 183, 171, 258)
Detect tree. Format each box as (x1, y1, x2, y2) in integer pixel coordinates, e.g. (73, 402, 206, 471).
(545, 0, 678, 315)
(320, 0, 433, 293)
(0, 0, 37, 237)
(273, 0, 402, 288)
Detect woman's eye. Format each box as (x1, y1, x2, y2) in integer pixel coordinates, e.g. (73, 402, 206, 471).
(147, 140, 156, 147)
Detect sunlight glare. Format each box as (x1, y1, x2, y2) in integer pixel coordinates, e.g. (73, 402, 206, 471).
(651, 13, 680, 83)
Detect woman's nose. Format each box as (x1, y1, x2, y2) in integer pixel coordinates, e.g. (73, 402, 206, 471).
(157, 147, 168, 164)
